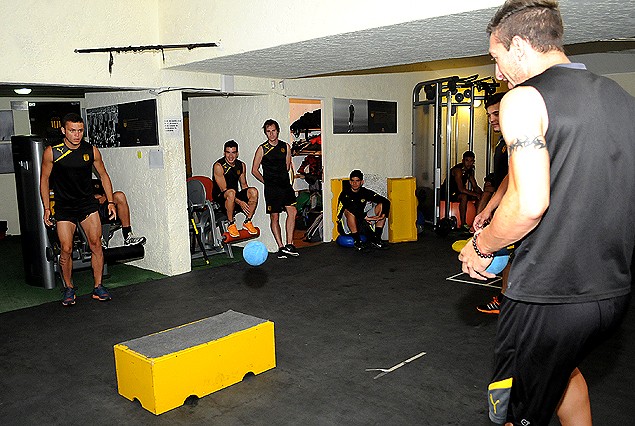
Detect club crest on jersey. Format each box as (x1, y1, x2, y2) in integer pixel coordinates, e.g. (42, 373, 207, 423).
(502, 146, 507, 154)
(83, 154, 90, 161)
(281, 147, 285, 153)
(237, 170, 242, 175)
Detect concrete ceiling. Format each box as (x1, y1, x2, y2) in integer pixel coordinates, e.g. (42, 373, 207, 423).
(173, 0, 635, 79)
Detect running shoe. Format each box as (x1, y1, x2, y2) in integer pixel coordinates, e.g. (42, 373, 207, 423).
(92, 285, 112, 301)
(277, 248, 288, 259)
(101, 236, 108, 249)
(476, 296, 500, 314)
(243, 220, 258, 235)
(227, 222, 240, 238)
(281, 244, 299, 257)
(124, 233, 147, 246)
(62, 286, 76, 306)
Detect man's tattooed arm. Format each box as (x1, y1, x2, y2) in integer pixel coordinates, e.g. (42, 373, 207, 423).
(508, 135, 546, 154)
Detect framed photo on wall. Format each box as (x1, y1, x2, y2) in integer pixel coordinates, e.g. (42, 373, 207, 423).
(333, 98, 396, 134)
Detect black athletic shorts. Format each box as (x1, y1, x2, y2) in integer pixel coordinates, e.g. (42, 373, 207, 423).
(214, 189, 250, 215)
(54, 198, 100, 223)
(264, 185, 296, 214)
(488, 293, 630, 425)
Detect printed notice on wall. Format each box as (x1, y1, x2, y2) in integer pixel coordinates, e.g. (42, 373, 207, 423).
(164, 118, 182, 133)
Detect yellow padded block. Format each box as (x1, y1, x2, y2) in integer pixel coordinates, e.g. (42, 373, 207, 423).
(114, 310, 276, 415)
(387, 177, 417, 243)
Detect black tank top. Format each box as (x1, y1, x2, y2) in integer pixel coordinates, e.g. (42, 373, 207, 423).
(50, 141, 95, 205)
(260, 141, 290, 186)
(507, 64, 635, 303)
(212, 157, 244, 199)
(491, 137, 508, 189)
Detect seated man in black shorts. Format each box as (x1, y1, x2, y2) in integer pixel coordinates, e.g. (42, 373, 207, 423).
(439, 150, 483, 232)
(336, 169, 390, 251)
(93, 179, 146, 247)
(212, 140, 259, 238)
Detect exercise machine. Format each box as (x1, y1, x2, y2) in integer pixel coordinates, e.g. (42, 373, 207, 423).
(412, 75, 499, 235)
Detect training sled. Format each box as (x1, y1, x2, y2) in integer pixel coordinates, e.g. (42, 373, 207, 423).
(114, 310, 276, 415)
(221, 227, 260, 243)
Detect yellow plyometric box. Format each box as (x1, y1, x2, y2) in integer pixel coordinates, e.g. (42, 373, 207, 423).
(387, 177, 417, 243)
(331, 178, 347, 239)
(114, 310, 276, 415)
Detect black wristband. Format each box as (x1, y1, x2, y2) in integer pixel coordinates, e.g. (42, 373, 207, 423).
(108, 201, 115, 205)
(472, 232, 494, 259)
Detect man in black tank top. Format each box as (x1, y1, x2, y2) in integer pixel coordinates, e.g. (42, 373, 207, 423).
(212, 140, 259, 238)
(252, 119, 299, 258)
(40, 113, 116, 306)
(459, 1, 635, 424)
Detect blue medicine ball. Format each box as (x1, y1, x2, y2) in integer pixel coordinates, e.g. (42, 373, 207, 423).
(336, 234, 368, 248)
(243, 241, 268, 266)
(485, 249, 510, 274)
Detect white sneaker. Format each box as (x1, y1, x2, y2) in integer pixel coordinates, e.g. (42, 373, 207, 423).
(124, 234, 146, 246)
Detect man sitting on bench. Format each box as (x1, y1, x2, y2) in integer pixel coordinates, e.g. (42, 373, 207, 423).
(212, 140, 259, 238)
(93, 179, 146, 247)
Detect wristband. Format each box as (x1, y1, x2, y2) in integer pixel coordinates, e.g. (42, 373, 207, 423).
(44, 208, 50, 211)
(472, 231, 494, 259)
(108, 201, 115, 205)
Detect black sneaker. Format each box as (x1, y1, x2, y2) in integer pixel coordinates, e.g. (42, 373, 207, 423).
(281, 244, 299, 257)
(476, 296, 500, 314)
(370, 239, 389, 250)
(277, 248, 288, 259)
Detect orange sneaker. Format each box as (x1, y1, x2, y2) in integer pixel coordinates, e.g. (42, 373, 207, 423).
(227, 222, 240, 238)
(243, 220, 258, 235)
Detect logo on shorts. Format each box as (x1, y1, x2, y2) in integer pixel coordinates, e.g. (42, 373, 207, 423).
(267, 205, 272, 212)
(83, 154, 90, 161)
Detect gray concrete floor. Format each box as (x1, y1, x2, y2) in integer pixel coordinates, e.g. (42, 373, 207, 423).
(0, 232, 632, 425)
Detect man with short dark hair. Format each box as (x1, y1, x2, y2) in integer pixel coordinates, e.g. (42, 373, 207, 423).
(440, 150, 483, 232)
(212, 140, 259, 238)
(40, 113, 115, 305)
(252, 119, 299, 258)
(336, 169, 390, 251)
(459, 1, 635, 423)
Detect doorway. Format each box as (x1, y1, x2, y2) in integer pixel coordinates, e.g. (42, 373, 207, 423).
(289, 98, 323, 247)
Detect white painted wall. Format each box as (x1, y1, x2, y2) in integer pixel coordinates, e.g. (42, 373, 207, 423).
(84, 91, 189, 276)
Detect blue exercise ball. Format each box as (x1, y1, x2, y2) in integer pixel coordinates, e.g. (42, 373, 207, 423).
(243, 241, 268, 266)
(336, 234, 367, 248)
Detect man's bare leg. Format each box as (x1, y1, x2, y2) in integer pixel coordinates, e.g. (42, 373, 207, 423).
(56, 221, 77, 287)
(556, 368, 592, 426)
(285, 205, 297, 245)
(80, 212, 105, 288)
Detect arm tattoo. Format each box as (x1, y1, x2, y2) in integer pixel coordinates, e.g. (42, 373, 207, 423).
(508, 135, 546, 154)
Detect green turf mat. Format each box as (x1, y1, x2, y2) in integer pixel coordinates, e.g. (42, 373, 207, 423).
(0, 236, 166, 313)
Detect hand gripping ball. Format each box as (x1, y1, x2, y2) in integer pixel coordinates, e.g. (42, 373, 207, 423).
(485, 248, 510, 274)
(243, 241, 269, 266)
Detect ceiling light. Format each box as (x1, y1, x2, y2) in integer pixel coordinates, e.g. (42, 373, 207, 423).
(14, 88, 32, 95)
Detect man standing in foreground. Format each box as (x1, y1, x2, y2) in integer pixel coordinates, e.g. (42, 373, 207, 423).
(41, 113, 116, 306)
(252, 119, 299, 258)
(459, 1, 635, 424)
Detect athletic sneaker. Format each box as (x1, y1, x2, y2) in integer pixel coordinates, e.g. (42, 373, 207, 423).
(92, 285, 112, 301)
(277, 248, 287, 259)
(227, 222, 240, 238)
(281, 244, 299, 257)
(61, 286, 76, 306)
(243, 220, 258, 235)
(124, 233, 147, 246)
(476, 296, 500, 314)
(101, 236, 108, 249)
(460, 224, 473, 234)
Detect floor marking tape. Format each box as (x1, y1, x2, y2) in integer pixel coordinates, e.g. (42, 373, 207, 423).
(366, 351, 427, 379)
(446, 272, 502, 288)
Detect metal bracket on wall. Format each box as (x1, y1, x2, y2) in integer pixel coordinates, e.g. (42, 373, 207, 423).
(75, 42, 220, 75)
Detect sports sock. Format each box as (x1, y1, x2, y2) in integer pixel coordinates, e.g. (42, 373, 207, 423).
(374, 226, 383, 241)
(351, 232, 361, 243)
(123, 226, 132, 239)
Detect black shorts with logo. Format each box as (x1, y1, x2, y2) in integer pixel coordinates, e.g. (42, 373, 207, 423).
(488, 294, 630, 424)
(54, 198, 100, 223)
(264, 184, 296, 214)
(214, 189, 250, 215)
